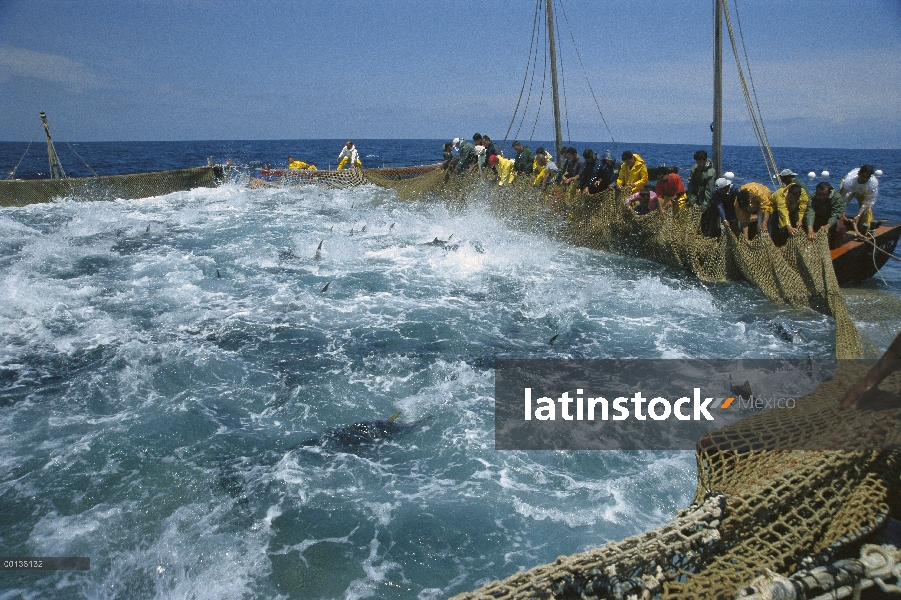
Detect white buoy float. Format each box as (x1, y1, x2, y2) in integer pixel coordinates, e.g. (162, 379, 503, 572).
(821, 170, 829, 177)
(808, 171, 816, 178)
(724, 171, 735, 180)
(875, 169, 884, 176)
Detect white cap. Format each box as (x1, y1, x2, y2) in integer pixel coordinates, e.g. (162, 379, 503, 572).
(714, 177, 731, 190)
(452, 138, 461, 145)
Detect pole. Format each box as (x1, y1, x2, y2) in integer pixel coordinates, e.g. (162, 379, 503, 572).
(40, 111, 66, 180)
(546, 0, 563, 162)
(712, 0, 723, 176)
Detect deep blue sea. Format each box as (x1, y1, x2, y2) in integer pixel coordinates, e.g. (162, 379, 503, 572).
(0, 139, 899, 599)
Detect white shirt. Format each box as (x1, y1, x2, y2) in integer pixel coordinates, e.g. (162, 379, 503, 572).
(840, 168, 878, 211)
(337, 145, 360, 165)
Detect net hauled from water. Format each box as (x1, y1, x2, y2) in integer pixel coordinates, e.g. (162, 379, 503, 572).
(363, 172, 900, 599)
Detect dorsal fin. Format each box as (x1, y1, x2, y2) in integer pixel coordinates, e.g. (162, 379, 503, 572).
(386, 412, 401, 424)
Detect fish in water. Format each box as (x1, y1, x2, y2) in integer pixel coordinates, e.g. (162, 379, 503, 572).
(737, 315, 806, 344)
(770, 319, 806, 344)
(548, 334, 559, 345)
(217, 269, 221, 278)
(314, 240, 323, 260)
(320, 281, 331, 293)
(299, 412, 415, 449)
(423, 237, 460, 251)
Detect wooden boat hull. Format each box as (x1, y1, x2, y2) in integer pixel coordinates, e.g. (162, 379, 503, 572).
(0, 166, 224, 207)
(830, 220, 901, 285)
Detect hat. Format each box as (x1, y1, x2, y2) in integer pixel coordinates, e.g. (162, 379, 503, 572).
(488, 155, 498, 168)
(603, 149, 614, 162)
(779, 168, 797, 177)
(453, 138, 461, 146)
(715, 177, 731, 190)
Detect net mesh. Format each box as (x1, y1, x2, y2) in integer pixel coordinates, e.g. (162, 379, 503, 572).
(365, 172, 900, 599)
(0, 166, 222, 207)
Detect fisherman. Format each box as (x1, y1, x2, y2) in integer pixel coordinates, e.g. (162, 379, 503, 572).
(804, 181, 845, 247)
(686, 150, 716, 211)
(456, 136, 478, 173)
(734, 182, 772, 240)
(441, 142, 456, 171)
(336, 141, 362, 170)
(288, 156, 317, 170)
(495, 154, 516, 186)
(778, 168, 808, 195)
(560, 147, 585, 187)
(629, 189, 658, 215)
(655, 167, 686, 213)
(578, 149, 598, 195)
(839, 164, 879, 235)
(532, 147, 553, 186)
(613, 150, 648, 195)
(534, 153, 558, 191)
(702, 177, 736, 237)
(595, 149, 617, 191)
(770, 182, 807, 246)
(472, 134, 486, 173)
(511, 141, 534, 174)
(482, 135, 500, 167)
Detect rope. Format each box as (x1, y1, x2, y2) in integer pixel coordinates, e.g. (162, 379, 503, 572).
(5, 128, 40, 180)
(528, 6, 549, 144)
(503, 0, 543, 149)
(721, 0, 780, 186)
(557, 0, 616, 144)
(849, 225, 901, 263)
(63, 141, 99, 178)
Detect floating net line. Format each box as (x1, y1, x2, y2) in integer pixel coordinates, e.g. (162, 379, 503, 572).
(366, 172, 900, 599)
(0, 166, 223, 207)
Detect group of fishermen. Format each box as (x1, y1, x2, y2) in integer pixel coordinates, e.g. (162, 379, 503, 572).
(442, 134, 879, 249)
(286, 141, 363, 172)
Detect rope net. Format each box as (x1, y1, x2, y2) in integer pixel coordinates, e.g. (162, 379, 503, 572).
(366, 172, 900, 599)
(0, 166, 222, 207)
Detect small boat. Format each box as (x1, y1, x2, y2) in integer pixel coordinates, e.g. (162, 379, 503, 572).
(1, 112, 223, 207)
(830, 219, 901, 285)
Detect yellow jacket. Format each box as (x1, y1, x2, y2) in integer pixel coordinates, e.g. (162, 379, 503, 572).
(289, 160, 317, 171)
(616, 154, 648, 193)
(771, 185, 809, 228)
(496, 155, 515, 186)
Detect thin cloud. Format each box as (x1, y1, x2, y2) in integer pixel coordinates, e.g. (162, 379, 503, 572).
(0, 45, 108, 92)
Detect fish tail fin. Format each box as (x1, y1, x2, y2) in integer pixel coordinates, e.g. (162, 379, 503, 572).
(387, 412, 402, 424)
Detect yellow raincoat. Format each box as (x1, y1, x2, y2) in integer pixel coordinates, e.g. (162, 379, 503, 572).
(771, 185, 809, 229)
(495, 155, 515, 186)
(616, 154, 648, 193)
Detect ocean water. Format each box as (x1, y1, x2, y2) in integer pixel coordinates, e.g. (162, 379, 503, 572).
(0, 140, 899, 599)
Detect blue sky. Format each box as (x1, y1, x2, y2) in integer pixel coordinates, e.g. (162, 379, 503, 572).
(1, 0, 900, 148)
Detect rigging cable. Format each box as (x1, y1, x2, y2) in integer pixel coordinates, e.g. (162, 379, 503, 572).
(503, 0, 543, 147)
(721, 0, 780, 186)
(6, 127, 40, 180)
(557, 0, 616, 144)
(553, 1, 572, 146)
(64, 141, 99, 178)
(515, 2, 543, 143)
(732, 0, 778, 183)
(528, 3, 549, 144)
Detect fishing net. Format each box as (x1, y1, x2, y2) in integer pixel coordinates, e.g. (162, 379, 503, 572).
(366, 172, 900, 599)
(0, 166, 222, 207)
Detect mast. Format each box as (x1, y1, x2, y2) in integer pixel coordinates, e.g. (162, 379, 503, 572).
(545, 0, 563, 162)
(712, 0, 723, 175)
(40, 111, 66, 180)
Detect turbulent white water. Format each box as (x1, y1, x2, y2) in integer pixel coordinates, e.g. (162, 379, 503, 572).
(0, 182, 838, 599)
